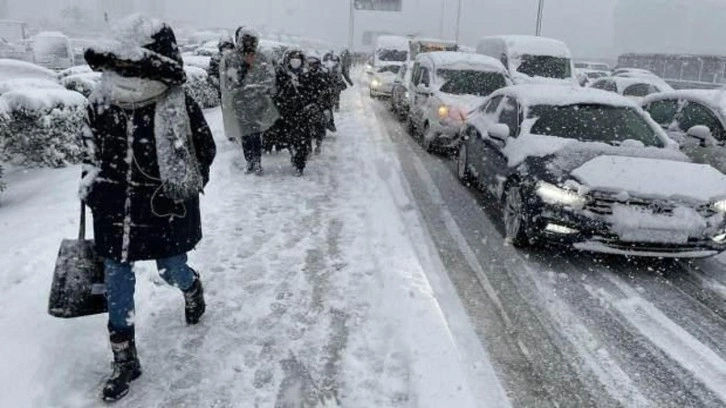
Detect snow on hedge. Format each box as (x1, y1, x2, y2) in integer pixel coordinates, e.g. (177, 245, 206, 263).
(0, 59, 57, 81)
(0, 89, 87, 167)
(61, 73, 101, 97)
(58, 65, 94, 79)
(182, 55, 211, 70)
(0, 78, 64, 94)
(184, 66, 219, 108)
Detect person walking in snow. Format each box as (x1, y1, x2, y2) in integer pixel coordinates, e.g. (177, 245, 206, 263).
(208, 36, 235, 96)
(306, 53, 335, 154)
(220, 27, 279, 175)
(80, 15, 216, 402)
(340, 48, 355, 87)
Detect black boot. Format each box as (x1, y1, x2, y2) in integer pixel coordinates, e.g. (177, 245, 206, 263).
(102, 329, 142, 402)
(183, 271, 206, 325)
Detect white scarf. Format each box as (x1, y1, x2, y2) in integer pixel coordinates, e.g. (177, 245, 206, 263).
(101, 71, 169, 106)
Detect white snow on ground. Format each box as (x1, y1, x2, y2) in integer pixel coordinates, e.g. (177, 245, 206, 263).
(0, 88, 493, 406)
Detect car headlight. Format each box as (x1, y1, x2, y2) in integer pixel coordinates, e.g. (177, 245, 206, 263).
(371, 79, 381, 88)
(712, 199, 726, 213)
(438, 105, 449, 120)
(404, 91, 410, 99)
(536, 182, 586, 208)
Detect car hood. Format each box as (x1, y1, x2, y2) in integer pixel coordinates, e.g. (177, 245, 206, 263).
(570, 155, 726, 202)
(438, 93, 487, 113)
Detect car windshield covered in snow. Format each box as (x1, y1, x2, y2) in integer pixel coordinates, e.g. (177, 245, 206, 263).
(377, 49, 407, 62)
(377, 64, 401, 74)
(517, 55, 571, 79)
(529, 104, 664, 147)
(437, 69, 507, 97)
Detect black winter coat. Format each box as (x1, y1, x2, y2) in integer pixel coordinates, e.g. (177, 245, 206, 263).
(83, 91, 216, 262)
(274, 68, 329, 137)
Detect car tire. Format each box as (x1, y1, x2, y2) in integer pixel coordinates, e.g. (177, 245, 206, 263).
(503, 183, 531, 248)
(457, 141, 471, 184)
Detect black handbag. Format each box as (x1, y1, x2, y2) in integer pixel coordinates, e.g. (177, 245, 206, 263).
(48, 201, 107, 318)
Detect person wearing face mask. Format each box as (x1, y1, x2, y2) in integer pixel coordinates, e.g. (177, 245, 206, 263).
(274, 49, 322, 175)
(220, 26, 279, 175)
(81, 15, 216, 402)
(306, 53, 335, 154)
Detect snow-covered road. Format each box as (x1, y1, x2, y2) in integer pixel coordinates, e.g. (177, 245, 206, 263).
(0, 88, 509, 407)
(366, 85, 726, 407)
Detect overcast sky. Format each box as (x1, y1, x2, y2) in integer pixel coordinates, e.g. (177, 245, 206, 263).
(6, 0, 724, 59)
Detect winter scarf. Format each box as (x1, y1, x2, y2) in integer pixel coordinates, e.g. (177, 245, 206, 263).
(97, 73, 204, 202)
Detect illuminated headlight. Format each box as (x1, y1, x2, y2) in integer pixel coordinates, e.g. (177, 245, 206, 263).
(371, 79, 381, 88)
(438, 105, 449, 120)
(404, 91, 410, 99)
(712, 199, 726, 213)
(536, 182, 586, 208)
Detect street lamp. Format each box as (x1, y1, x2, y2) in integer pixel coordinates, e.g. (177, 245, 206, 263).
(536, 0, 544, 36)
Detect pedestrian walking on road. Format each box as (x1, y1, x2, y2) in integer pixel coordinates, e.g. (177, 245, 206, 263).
(208, 35, 235, 96)
(81, 14, 216, 402)
(220, 26, 279, 175)
(307, 53, 335, 154)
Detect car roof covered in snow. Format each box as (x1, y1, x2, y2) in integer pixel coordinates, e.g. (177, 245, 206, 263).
(418, 51, 506, 72)
(597, 76, 674, 93)
(480, 35, 571, 58)
(643, 89, 726, 119)
(411, 37, 457, 45)
(493, 84, 640, 108)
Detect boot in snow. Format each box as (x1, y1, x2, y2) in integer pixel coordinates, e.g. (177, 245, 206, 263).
(253, 160, 264, 176)
(244, 161, 254, 174)
(184, 271, 206, 324)
(103, 330, 142, 402)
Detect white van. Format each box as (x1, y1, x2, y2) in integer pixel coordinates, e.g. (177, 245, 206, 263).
(32, 32, 74, 70)
(476, 35, 575, 85)
(370, 35, 409, 97)
(407, 52, 510, 152)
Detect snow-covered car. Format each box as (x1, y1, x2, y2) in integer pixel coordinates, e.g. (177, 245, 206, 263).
(575, 61, 611, 72)
(369, 63, 402, 98)
(589, 76, 673, 104)
(643, 90, 726, 174)
(408, 52, 510, 153)
(457, 85, 726, 258)
(575, 69, 608, 86)
(476, 35, 577, 85)
(32, 32, 74, 70)
(390, 62, 413, 121)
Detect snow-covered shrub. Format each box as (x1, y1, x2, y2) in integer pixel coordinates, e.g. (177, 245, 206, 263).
(184, 66, 219, 108)
(182, 55, 211, 71)
(0, 89, 87, 167)
(61, 73, 101, 97)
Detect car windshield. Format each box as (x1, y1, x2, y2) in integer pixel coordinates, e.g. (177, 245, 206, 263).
(529, 104, 664, 147)
(377, 49, 407, 62)
(437, 69, 507, 96)
(377, 65, 401, 74)
(517, 55, 572, 79)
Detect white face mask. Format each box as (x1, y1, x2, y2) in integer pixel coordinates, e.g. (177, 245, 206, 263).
(289, 58, 302, 69)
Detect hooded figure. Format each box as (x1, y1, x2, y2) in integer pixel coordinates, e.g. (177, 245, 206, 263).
(220, 26, 279, 174)
(306, 53, 335, 154)
(208, 35, 235, 94)
(81, 14, 216, 402)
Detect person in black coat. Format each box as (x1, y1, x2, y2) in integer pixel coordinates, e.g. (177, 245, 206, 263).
(307, 54, 335, 154)
(208, 36, 234, 96)
(274, 50, 325, 175)
(80, 15, 216, 402)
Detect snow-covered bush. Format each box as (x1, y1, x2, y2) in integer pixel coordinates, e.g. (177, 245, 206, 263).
(184, 66, 219, 108)
(182, 55, 211, 71)
(0, 89, 87, 167)
(61, 73, 101, 97)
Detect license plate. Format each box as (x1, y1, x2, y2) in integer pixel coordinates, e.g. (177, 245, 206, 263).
(619, 229, 689, 244)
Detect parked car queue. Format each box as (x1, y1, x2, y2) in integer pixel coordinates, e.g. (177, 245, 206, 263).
(365, 35, 726, 259)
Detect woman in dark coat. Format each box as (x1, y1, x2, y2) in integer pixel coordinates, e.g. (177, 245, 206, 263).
(80, 15, 216, 402)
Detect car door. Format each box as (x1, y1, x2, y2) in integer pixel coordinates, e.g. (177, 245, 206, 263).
(481, 96, 521, 195)
(675, 101, 726, 172)
(469, 95, 504, 180)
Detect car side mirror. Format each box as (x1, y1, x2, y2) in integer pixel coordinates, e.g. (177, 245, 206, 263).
(687, 125, 715, 147)
(488, 124, 510, 142)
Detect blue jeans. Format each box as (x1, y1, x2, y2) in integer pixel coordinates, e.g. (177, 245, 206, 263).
(105, 253, 195, 332)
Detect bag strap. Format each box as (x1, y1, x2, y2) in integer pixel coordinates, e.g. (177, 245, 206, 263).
(78, 201, 87, 241)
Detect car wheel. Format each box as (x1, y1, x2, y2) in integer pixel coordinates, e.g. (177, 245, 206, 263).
(457, 141, 471, 183)
(503, 183, 531, 248)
